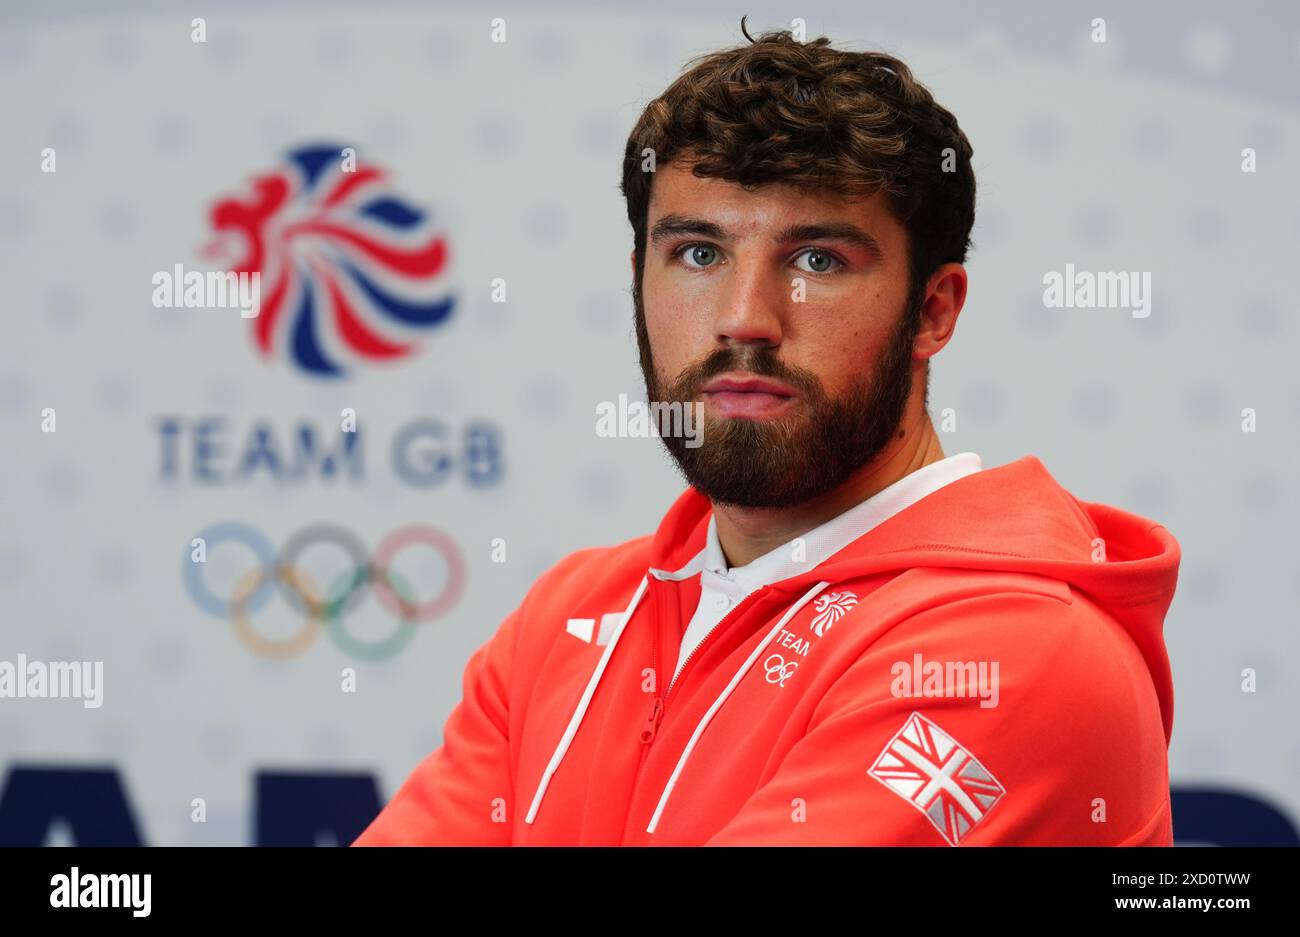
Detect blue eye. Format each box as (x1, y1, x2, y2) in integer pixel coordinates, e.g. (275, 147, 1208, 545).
(672, 244, 844, 273)
(676, 243, 720, 268)
(794, 248, 842, 274)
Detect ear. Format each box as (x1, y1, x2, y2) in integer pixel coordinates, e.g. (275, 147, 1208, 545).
(913, 263, 967, 362)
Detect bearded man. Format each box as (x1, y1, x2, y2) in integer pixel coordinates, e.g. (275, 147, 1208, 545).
(355, 24, 1179, 847)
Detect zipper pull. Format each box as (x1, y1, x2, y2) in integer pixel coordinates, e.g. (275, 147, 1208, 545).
(639, 696, 664, 744)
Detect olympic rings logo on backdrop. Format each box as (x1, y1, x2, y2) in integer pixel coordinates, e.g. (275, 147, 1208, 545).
(185, 523, 467, 660)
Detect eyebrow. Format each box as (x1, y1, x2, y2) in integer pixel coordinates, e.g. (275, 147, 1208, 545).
(648, 214, 884, 261)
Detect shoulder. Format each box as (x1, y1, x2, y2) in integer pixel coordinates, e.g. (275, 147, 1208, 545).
(849, 578, 1171, 842)
(848, 571, 1167, 759)
(885, 576, 1149, 697)
(899, 577, 1167, 758)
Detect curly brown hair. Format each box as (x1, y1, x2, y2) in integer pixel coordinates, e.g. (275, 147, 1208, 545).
(621, 19, 976, 317)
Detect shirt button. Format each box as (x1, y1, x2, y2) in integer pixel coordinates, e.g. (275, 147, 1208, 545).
(714, 595, 730, 610)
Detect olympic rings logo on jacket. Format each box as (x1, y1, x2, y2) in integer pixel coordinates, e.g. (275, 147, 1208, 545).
(184, 522, 466, 660)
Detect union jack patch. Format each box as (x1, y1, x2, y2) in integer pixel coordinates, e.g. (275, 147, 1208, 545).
(868, 711, 1005, 845)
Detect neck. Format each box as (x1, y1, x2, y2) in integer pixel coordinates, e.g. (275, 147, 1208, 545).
(711, 413, 946, 569)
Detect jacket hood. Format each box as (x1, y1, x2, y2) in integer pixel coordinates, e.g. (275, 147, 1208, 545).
(647, 455, 1180, 742)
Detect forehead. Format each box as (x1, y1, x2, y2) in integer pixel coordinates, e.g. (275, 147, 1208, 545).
(647, 159, 901, 239)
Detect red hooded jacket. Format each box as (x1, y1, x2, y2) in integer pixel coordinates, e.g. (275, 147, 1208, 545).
(354, 455, 1179, 846)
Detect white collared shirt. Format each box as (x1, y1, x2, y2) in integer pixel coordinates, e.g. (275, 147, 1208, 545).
(672, 452, 983, 682)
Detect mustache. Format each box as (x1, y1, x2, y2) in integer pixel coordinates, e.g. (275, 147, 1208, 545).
(665, 346, 821, 400)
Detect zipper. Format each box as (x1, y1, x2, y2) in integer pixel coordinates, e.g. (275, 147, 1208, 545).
(643, 579, 830, 836)
(639, 587, 662, 744)
(629, 584, 774, 799)
(639, 698, 663, 743)
(664, 584, 773, 708)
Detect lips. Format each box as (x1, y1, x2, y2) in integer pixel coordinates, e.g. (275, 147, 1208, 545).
(699, 375, 797, 397)
(699, 373, 798, 420)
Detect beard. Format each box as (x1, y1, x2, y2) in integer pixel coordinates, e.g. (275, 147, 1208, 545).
(634, 281, 921, 509)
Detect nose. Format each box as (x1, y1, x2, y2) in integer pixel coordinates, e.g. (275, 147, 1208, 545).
(712, 260, 786, 351)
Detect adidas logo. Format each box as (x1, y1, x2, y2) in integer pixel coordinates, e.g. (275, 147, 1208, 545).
(565, 612, 625, 646)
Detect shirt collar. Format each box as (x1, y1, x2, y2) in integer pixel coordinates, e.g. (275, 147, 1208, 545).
(703, 451, 983, 587)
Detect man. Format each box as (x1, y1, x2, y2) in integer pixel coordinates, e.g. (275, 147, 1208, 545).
(354, 24, 1178, 846)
